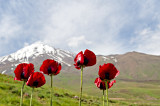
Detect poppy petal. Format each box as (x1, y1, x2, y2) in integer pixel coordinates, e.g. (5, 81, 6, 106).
(40, 59, 61, 75)
(84, 49, 96, 66)
(23, 63, 34, 79)
(14, 63, 34, 81)
(108, 80, 116, 89)
(94, 77, 106, 90)
(54, 63, 61, 75)
(74, 51, 84, 67)
(98, 63, 119, 80)
(115, 70, 120, 78)
(26, 72, 46, 88)
(40, 59, 52, 75)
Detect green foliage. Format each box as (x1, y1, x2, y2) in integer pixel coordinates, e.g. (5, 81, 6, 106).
(0, 74, 160, 105)
(0, 74, 127, 106)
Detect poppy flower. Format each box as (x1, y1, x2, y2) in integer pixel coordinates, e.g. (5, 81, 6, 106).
(74, 49, 96, 69)
(94, 77, 116, 90)
(26, 72, 46, 88)
(40, 59, 61, 106)
(14, 63, 34, 81)
(40, 59, 61, 75)
(98, 63, 119, 81)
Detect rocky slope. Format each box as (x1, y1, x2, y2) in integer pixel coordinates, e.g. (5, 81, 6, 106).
(0, 42, 160, 81)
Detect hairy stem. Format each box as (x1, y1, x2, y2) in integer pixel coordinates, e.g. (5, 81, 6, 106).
(50, 75, 53, 106)
(30, 87, 34, 106)
(20, 81, 25, 106)
(105, 81, 109, 106)
(79, 66, 83, 106)
(103, 89, 105, 106)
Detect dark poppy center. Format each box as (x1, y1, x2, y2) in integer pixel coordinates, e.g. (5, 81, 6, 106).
(48, 67, 52, 74)
(33, 81, 39, 87)
(105, 73, 110, 80)
(100, 83, 104, 89)
(77, 60, 81, 66)
(83, 57, 88, 65)
(54, 69, 58, 74)
(21, 72, 25, 79)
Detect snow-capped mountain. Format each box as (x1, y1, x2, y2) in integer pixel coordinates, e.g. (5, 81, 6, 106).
(1, 42, 160, 82)
(0, 41, 74, 75)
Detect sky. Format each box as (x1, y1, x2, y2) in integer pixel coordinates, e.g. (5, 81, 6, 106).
(0, 0, 160, 56)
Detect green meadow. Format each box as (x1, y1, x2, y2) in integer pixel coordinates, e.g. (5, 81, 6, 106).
(0, 74, 160, 106)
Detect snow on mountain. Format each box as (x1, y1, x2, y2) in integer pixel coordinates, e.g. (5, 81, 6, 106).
(2, 70, 7, 74)
(102, 56, 118, 63)
(0, 41, 74, 65)
(110, 56, 118, 63)
(0, 41, 75, 74)
(102, 56, 110, 61)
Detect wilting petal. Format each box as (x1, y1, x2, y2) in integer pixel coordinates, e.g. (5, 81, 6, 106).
(95, 78, 116, 90)
(26, 72, 46, 88)
(115, 70, 120, 78)
(108, 80, 116, 89)
(94, 77, 106, 90)
(74, 65, 81, 69)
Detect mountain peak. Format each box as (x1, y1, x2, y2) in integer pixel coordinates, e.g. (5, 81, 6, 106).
(0, 41, 74, 74)
(0, 41, 73, 64)
(124, 51, 159, 57)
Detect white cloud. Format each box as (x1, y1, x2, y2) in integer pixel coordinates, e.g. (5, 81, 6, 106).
(0, 0, 160, 56)
(131, 25, 160, 55)
(0, 14, 22, 56)
(67, 36, 92, 47)
(38, 1, 109, 44)
(0, 15, 21, 42)
(36, 0, 129, 54)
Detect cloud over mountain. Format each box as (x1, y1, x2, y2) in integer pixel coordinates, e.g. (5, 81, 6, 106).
(0, 0, 160, 56)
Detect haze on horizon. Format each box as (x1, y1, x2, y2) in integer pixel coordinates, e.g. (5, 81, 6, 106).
(0, 0, 160, 56)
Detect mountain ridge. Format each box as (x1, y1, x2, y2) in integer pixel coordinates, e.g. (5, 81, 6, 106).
(0, 41, 74, 75)
(0, 42, 160, 82)
(0, 42, 160, 106)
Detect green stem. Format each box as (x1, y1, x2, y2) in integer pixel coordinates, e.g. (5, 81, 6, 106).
(30, 88, 34, 106)
(105, 81, 109, 106)
(20, 81, 25, 106)
(103, 89, 105, 106)
(50, 75, 53, 106)
(79, 66, 83, 106)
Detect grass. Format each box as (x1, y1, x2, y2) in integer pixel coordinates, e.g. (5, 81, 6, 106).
(52, 72, 160, 106)
(0, 74, 128, 106)
(1, 73, 160, 106)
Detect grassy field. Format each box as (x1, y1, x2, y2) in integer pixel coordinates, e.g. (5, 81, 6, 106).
(52, 72, 160, 106)
(0, 74, 131, 106)
(0, 73, 160, 106)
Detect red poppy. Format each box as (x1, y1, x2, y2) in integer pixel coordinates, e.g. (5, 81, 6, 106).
(74, 49, 96, 69)
(108, 80, 116, 89)
(26, 72, 46, 88)
(94, 77, 106, 90)
(40, 59, 61, 75)
(94, 77, 116, 90)
(98, 63, 119, 81)
(14, 63, 34, 81)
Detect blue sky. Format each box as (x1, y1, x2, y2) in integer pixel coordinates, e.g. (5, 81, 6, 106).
(0, 0, 160, 56)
